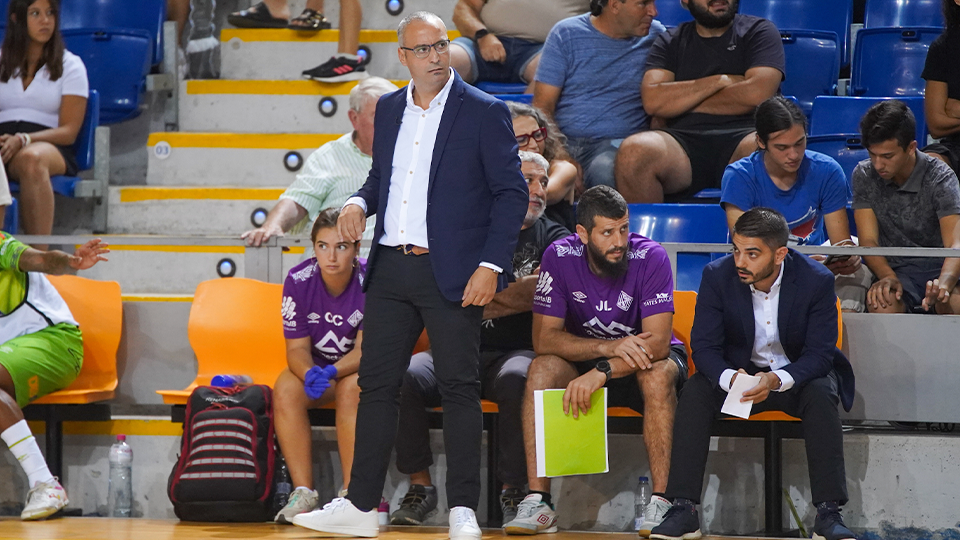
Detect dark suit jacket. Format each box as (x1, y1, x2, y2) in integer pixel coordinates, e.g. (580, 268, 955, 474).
(354, 71, 529, 302)
(691, 250, 856, 411)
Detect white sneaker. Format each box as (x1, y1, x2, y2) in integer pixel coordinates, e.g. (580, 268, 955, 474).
(639, 495, 672, 538)
(21, 478, 69, 521)
(449, 506, 482, 540)
(275, 487, 319, 524)
(503, 493, 558, 535)
(292, 497, 380, 537)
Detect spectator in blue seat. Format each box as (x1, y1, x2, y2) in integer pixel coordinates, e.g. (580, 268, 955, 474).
(272, 208, 366, 524)
(448, 0, 590, 93)
(615, 0, 784, 203)
(853, 100, 960, 315)
(921, 0, 960, 175)
(0, 0, 87, 244)
(533, 0, 664, 190)
(389, 151, 570, 529)
(721, 96, 871, 312)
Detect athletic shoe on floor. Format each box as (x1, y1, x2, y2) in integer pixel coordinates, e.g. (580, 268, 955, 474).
(21, 478, 68, 521)
(390, 484, 438, 525)
(292, 497, 379, 537)
(649, 503, 702, 540)
(503, 493, 558, 535)
(449, 506, 482, 540)
(812, 502, 856, 540)
(275, 487, 319, 524)
(500, 487, 527, 527)
(639, 495, 673, 537)
(302, 56, 369, 82)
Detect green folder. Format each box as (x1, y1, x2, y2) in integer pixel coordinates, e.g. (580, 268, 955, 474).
(534, 388, 609, 477)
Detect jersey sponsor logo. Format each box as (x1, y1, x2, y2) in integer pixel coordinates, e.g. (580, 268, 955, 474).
(643, 292, 673, 307)
(572, 291, 587, 304)
(582, 317, 635, 339)
(0, 238, 11, 257)
(627, 247, 649, 260)
(316, 330, 356, 357)
(555, 244, 583, 258)
(482, 319, 495, 329)
(0, 345, 12, 354)
(358, 272, 365, 287)
(596, 300, 612, 312)
(536, 271, 554, 296)
(348, 309, 363, 328)
(307, 312, 321, 324)
(281, 296, 296, 320)
(617, 291, 634, 311)
(325, 312, 343, 326)
(291, 264, 317, 282)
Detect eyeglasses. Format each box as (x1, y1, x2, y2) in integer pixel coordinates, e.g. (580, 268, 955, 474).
(400, 39, 450, 59)
(515, 127, 547, 146)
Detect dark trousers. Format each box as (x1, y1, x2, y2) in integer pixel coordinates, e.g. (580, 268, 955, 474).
(347, 249, 484, 511)
(665, 370, 848, 506)
(396, 349, 534, 487)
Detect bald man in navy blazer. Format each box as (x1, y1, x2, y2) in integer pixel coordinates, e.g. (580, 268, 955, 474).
(291, 10, 529, 540)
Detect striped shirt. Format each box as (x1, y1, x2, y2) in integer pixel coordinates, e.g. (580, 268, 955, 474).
(279, 133, 376, 250)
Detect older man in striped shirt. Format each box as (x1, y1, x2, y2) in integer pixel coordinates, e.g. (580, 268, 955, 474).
(242, 77, 399, 251)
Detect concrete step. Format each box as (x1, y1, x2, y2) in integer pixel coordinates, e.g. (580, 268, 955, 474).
(146, 132, 340, 186)
(107, 186, 286, 235)
(179, 78, 404, 133)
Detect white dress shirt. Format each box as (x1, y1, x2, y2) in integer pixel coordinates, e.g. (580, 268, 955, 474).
(345, 69, 501, 273)
(719, 266, 796, 393)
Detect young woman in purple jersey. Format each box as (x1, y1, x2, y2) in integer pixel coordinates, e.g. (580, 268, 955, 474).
(273, 208, 367, 524)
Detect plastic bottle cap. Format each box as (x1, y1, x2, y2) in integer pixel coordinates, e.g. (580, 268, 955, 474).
(117, 434, 126, 442)
(638, 476, 649, 482)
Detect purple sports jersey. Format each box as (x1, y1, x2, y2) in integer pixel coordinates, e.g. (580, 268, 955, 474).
(282, 258, 367, 366)
(533, 233, 682, 346)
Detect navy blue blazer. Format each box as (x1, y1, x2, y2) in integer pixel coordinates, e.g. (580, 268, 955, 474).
(353, 71, 529, 302)
(691, 250, 856, 411)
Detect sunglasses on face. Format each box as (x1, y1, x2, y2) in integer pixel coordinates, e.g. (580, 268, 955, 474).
(515, 127, 547, 146)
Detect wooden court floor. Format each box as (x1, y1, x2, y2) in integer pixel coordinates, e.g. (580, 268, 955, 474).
(0, 518, 791, 540)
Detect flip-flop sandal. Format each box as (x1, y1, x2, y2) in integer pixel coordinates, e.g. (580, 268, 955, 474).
(288, 8, 331, 31)
(227, 2, 288, 29)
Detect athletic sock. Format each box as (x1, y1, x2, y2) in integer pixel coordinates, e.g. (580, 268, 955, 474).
(1, 420, 55, 488)
(336, 53, 359, 62)
(530, 490, 552, 506)
(652, 492, 667, 500)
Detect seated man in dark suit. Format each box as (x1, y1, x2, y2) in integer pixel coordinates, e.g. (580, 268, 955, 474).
(650, 208, 856, 540)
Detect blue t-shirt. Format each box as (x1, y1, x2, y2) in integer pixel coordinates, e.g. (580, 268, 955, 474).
(720, 150, 850, 246)
(535, 13, 664, 140)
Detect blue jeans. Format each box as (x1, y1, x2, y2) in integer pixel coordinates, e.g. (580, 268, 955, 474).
(566, 137, 623, 189)
(452, 36, 542, 84)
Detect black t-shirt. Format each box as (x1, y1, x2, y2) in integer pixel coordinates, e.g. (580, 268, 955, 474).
(481, 217, 570, 352)
(644, 14, 785, 131)
(922, 29, 960, 101)
(545, 199, 576, 232)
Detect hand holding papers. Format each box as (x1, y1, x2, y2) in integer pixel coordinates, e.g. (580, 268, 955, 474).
(721, 373, 762, 419)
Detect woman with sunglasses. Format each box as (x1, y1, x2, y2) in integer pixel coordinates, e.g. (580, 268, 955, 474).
(508, 101, 581, 230)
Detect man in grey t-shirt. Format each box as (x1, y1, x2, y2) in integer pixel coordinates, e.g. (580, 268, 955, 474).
(852, 100, 960, 314)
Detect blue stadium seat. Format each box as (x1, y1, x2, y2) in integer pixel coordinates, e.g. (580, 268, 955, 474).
(849, 27, 940, 98)
(60, 0, 167, 66)
(809, 96, 927, 143)
(780, 30, 840, 116)
(63, 29, 151, 124)
(864, 0, 944, 28)
(475, 82, 528, 94)
(806, 134, 868, 184)
(739, 0, 853, 65)
(494, 94, 533, 104)
(628, 204, 729, 292)
(655, 0, 693, 27)
(2, 197, 17, 234)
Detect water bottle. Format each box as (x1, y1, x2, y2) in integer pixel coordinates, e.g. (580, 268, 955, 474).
(273, 457, 292, 514)
(108, 434, 133, 518)
(210, 374, 253, 387)
(633, 476, 650, 531)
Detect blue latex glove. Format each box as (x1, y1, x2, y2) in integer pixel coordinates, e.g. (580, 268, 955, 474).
(304, 364, 338, 400)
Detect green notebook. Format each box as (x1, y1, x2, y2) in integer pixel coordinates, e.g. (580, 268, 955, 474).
(534, 388, 609, 477)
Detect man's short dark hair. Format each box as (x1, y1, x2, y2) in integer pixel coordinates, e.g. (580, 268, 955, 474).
(577, 185, 628, 232)
(732, 207, 789, 250)
(589, 0, 624, 16)
(859, 99, 916, 150)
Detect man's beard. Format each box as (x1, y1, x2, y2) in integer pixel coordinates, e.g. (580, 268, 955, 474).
(687, 0, 738, 29)
(587, 241, 629, 278)
(737, 261, 776, 285)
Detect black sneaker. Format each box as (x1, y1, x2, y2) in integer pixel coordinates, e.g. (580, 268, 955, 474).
(649, 503, 702, 540)
(302, 56, 369, 82)
(499, 487, 526, 527)
(389, 484, 438, 525)
(812, 502, 857, 540)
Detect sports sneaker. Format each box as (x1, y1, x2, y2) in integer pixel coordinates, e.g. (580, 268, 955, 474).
(390, 484, 438, 525)
(449, 506, 482, 540)
(639, 495, 673, 537)
(21, 478, 69, 521)
(812, 502, 856, 540)
(503, 493, 558, 535)
(302, 55, 369, 82)
(649, 502, 702, 540)
(275, 487, 319, 524)
(292, 497, 379, 537)
(500, 487, 527, 527)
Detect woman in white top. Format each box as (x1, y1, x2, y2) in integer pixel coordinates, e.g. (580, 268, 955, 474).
(0, 0, 88, 240)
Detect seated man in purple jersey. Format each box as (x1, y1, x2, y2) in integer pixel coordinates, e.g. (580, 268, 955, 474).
(273, 208, 367, 524)
(505, 185, 688, 538)
(390, 151, 570, 528)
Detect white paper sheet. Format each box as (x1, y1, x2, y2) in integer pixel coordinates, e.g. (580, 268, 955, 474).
(721, 373, 762, 419)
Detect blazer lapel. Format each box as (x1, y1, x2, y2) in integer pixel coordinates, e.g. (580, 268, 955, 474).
(427, 74, 465, 198)
(777, 255, 798, 341)
(735, 279, 755, 345)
